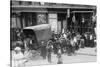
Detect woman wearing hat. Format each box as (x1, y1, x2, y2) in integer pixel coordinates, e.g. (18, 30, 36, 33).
(12, 47, 26, 67)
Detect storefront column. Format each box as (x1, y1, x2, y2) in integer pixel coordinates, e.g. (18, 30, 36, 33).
(66, 9, 70, 31)
(22, 16, 25, 28)
(66, 13, 68, 31)
(16, 12, 21, 28)
(48, 13, 58, 33)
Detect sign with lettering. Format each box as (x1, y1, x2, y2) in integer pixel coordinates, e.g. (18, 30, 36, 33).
(48, 13, 57, 33)
(48, 14, 57, 19)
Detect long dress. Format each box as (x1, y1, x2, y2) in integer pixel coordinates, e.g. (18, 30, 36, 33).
(41, 44, 47, 59)
(47, 45, 52, 63)
(57, 49, 63, 64)
(12, 51, 26, 67)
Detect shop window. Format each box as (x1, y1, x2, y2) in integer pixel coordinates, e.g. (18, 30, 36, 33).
(22, 12, 37, 27)
(11, 13, 22, 28)
(37, 13, 47, 25)
(67, 12, 95, 34)
(11, 17, 17, 28)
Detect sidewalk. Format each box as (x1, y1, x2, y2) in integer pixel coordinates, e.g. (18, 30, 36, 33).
(76, 47, 97, 56)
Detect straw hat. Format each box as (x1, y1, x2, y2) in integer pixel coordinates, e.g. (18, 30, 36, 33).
(14, 47, 21, 51)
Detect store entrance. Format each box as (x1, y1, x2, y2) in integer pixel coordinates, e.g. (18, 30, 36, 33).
(75, 12, 94, 34)
(67, 12, 94, 34)
(21, 12, 37, 27)
(57, 13, 67, 33)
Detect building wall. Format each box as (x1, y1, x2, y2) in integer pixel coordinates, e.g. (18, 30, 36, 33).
(11, 1, 96, 34)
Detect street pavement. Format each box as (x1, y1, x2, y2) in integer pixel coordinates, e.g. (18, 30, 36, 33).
(24, 47, 97, 67)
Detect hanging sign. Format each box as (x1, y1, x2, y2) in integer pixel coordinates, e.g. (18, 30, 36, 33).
(67, 9, 70, 18)
(72, 14, 76, 23)
(82, 17, 85, 23)
(92, 15, 96, 22)
(40, 2, 45, 5)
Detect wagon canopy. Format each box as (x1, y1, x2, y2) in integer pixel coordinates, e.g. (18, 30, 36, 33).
(23, 24, 52, 42)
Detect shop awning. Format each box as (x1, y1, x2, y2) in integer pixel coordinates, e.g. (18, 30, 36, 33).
(72, 11, 94, 13)
(11, 4, 96, 9)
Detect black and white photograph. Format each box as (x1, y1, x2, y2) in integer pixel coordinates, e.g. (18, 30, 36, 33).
(10, 0, 97, 67)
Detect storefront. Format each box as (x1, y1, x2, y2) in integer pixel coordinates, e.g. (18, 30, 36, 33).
(11, 1, 96, 34)
(67, 10, 96, 34)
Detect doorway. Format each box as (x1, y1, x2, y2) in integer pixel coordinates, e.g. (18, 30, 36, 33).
(21, 12, 37, 27)
(57, 13, 67, 33)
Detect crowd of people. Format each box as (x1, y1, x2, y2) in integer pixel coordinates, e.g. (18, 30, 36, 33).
(51, 30, 96, 52)
(11, 28, 96, 66)
(35, 29, 96, 64)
